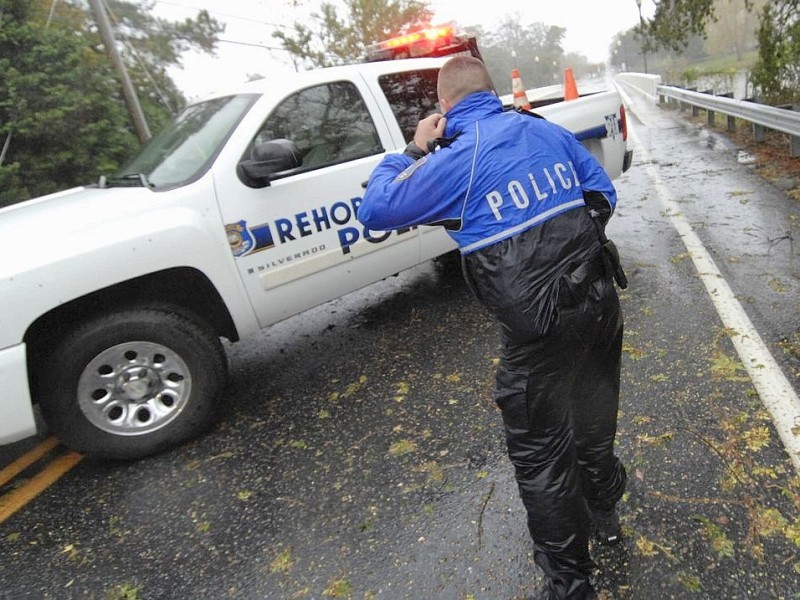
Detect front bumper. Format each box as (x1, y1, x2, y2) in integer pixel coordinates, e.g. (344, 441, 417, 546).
(0, 343, 37, 444)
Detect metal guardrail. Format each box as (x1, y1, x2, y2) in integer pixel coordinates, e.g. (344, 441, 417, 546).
(614, 73, 662, 100)
(658, 86, 800, 136)
(615, 73, 800, 157)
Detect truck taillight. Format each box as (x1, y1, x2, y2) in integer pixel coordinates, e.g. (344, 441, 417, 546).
(620, 104, 628, 141)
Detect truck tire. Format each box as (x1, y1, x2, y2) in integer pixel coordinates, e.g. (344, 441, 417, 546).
(37, 305, 228, 460)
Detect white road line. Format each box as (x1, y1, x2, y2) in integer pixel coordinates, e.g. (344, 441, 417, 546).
(627, 121, 800, 473)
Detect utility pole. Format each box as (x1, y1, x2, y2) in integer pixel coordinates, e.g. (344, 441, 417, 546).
(88, 0, 151, 142)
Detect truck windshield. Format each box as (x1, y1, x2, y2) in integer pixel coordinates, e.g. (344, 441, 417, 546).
(112, 94, 258, 189)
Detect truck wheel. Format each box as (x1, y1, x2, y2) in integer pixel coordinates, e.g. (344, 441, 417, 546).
(37, 305, 228, 460)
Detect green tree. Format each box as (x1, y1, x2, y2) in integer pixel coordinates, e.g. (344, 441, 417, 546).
(704, 0, 764, 61)
(646, 0, 722, 52)
(0, 0, 223, 207)
(272, 0, 433, 69)
(475, 16, 566, 93)
(751, 0, 799, 102)
(609, 26, 708, 75)
(100, 0, 224, 123)
(643, 0, 797, 103)
(0, 2, 135, 206)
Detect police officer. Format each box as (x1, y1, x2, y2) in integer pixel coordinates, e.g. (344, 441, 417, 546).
(357, 56, 627, 600)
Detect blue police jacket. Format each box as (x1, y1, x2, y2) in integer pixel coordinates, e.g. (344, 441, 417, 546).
(358, 91, 616, 254)
(358, 91, 619, 337)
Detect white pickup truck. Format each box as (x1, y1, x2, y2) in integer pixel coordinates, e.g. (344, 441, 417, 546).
(0, 51, 632, 459)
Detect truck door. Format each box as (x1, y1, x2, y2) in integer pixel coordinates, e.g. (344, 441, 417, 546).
(216, 79, 422, 328)
(372, 68, 459, 261)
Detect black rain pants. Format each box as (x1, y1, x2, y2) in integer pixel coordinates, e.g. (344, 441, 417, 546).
(494, 271, 627, 600)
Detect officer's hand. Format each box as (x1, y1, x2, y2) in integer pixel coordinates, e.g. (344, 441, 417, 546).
(413, 113, 447, 154)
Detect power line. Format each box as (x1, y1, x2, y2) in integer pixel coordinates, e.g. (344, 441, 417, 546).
(217, 38, 287, 52)
(101, 1, 176, 113)
(152, 0, 291, 29)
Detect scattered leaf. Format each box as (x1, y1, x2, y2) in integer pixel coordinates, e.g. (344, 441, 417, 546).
(768, 278, 789, 293)
(709, 353, 749, 382)
(784, 519, 800, 546)
(622, 343, 646, 361)
(388, 439, 417, 456)
(637, 432, 674, 446)
(754, 507, 789, 538)
(695, 516, 735, 559)
(323, 577, 352, 598)
(670, 252, 691, 264)
(742, 426, 771, 452)
(752, 466, 778, 479)
(107, 582, 140, 600)
(677, 572, 702, 592)
(635, 536, 659, 557)
(270, 548, 295, 573)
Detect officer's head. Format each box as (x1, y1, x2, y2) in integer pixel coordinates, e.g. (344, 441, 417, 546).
(437, 56, 496, 114)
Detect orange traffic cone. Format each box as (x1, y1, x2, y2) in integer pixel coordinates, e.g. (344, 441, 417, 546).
(563, 67, 579, 100)
(511, 68, 532, 110)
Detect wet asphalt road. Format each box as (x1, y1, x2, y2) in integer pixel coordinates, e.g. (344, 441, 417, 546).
(1, 88, 799, 600)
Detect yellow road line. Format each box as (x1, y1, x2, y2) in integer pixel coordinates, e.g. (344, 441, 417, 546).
(0, 449, 83, 524)
(0, 436, 60, 488)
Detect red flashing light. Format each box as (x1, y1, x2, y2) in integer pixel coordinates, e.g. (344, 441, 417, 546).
(375, 26, 454, 52)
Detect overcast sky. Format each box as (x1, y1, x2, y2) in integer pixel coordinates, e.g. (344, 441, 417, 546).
(152, 0, 656, 100)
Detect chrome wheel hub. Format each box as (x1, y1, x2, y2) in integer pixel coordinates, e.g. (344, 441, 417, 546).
(77, 341, 192, 436)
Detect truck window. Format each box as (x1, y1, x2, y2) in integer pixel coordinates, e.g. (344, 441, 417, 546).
(254, 81, 382, 171)
(377, 69, 440, 143)
(116, 94, 257, 189)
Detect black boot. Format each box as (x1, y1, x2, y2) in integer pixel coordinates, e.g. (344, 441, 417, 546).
(590, 505, 622, 546)
(526, 577, 599, 600)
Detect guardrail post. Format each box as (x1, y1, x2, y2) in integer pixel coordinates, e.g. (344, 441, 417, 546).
(685, 88, 697, 114)
(694, 90, 713, 117)
(744, 98, 767, 142)
(676, 87, 693, 112)
(777, 104, 800, 157)
(717, 93, 736, 131)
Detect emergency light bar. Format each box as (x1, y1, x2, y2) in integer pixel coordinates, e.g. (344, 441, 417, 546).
(378, 26, 454, 50)
(365, 25, 481, 62)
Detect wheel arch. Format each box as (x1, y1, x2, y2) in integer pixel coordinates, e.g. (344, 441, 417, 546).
(24, 267, 239, 398)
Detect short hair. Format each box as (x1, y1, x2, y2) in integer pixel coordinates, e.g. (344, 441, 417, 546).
(437, 56, 496, 106)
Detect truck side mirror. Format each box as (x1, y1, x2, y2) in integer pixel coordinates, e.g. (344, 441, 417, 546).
(239, 138, 301, 187)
